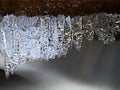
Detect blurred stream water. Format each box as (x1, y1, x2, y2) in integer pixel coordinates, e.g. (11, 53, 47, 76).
(0, 41, 120, 90)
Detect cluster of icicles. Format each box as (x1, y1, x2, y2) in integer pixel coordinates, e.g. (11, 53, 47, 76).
(0, 13, 120, 78)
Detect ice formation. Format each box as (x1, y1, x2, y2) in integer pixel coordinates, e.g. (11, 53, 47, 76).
(0, 13, 120, 77)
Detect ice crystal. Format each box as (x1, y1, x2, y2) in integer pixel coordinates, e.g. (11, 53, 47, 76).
(0, 13, 120, 77)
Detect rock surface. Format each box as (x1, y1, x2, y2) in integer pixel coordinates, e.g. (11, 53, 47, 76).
(0, 0, 120, 16)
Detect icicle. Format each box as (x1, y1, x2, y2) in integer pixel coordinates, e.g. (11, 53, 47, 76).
(82, 15, 95, 41)
(72, 16, 83, 51)
(0, 13, 120, 77)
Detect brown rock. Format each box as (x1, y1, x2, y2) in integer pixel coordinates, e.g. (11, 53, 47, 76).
(0, 0, 120, 17)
